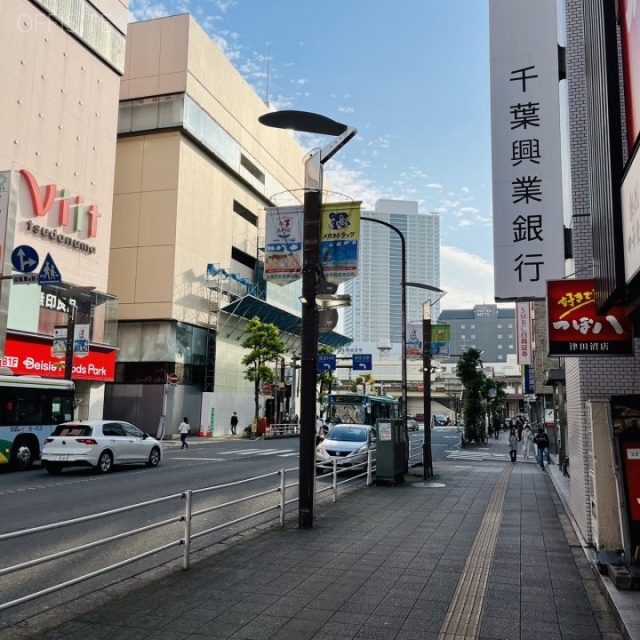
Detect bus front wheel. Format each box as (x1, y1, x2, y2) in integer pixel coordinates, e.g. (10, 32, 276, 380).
(11, 437, 37, 470)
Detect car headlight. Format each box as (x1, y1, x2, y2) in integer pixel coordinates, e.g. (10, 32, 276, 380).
(356, 445, 368, 454)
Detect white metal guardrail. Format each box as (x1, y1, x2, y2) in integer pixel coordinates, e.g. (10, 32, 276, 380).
(264, 423, 300, 438)
(0, 455, 377, 613)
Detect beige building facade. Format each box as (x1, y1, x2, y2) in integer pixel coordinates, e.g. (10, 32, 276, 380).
(0, 0, 127, 417)
(108, 15, 326, 436)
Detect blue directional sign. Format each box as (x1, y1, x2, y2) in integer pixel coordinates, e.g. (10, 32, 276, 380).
(38, 253, 62, 285)
(11, 245, 39, 273)
(317, 354, 336, 371)
(353, 354, 372, 370)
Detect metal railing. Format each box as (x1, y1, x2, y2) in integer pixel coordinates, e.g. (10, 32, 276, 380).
(264, 423, 300, 438)
(0, 454, 376, 613)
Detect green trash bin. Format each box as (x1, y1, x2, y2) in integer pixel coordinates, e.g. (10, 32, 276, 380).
(375, 418, 406, 484)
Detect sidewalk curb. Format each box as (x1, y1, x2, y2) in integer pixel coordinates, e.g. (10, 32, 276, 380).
(546, 464, 639, 640)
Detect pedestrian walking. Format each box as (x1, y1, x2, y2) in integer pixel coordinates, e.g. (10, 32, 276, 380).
(316, 416, 325, 446)
(508, 428, 519, 464)
(230, 411, 238, 435)
(534, 427, 550, 469)
(522, 424, 533, 459)
(178, 417, 190, 449)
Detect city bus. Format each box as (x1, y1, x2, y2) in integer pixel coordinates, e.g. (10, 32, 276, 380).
(0, 375, 75, 470)
(326, 393, 400, 427)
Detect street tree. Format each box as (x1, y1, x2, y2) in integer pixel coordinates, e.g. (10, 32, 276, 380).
(351, 373, 375, 394)
(317, 345, 335, 416)
(456, 348, 487, 443)
(482, 376, 507, 436)
(241, 317, 285, 428)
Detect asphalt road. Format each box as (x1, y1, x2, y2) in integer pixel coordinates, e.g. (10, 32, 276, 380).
(0, 429, 448, 628)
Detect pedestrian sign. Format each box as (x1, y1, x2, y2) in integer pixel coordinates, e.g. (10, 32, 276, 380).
(38, 253, 62, 285)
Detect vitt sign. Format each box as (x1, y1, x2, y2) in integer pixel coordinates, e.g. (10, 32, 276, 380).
(19, 169, 100, 255)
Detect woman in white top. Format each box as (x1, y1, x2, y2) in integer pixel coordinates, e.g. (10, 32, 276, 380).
(178, 417, 190, 449)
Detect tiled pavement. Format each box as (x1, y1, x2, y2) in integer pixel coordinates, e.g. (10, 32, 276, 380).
(1, 433, 636, 640)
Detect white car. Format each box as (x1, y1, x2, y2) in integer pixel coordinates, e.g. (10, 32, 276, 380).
(316, 424, 375, 473)
(41, 420, 162, 474)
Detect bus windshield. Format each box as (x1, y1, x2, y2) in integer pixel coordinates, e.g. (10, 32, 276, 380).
(0, 376, 75, 470)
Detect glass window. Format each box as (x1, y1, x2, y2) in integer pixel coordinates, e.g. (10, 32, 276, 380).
(121, 422, 144, 438)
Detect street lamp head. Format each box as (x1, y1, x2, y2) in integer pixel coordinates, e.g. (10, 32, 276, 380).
(259, 110, 348, 136)
(405, 282, 446, 294)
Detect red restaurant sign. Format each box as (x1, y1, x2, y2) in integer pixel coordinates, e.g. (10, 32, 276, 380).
(546, 279, 634, 356)
(1, 335, 116, 381)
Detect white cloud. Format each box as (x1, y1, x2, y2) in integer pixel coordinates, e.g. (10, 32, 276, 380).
(440, 246, 496, 308)
(427, 183, 443, 189)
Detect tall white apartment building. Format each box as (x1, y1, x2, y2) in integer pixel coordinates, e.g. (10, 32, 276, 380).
(342, 199, 440, 360)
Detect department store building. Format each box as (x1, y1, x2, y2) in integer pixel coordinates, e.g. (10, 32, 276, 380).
(0, 0, 128, 417)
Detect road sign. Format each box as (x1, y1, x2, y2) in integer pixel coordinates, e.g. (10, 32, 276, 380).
(11, 245, 39, 273)
(353, 354, 372, 370)
(38, 253, 62, 285)
(12, 274, 38, 285)
(168, 373, 179, 384)
(317, 354, 336, 371)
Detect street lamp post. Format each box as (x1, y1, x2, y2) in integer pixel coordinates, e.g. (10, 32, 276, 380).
(259, 110, 356, 529)
(360, 217, 407, 429)
(406, 283, 445, 479)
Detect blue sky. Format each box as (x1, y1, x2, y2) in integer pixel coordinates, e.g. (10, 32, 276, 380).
(129, 0, 496, 309)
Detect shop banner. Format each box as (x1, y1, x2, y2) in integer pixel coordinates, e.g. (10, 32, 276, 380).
(431, 324, 451, 359)
(523, 364, 535, 394)
(547, 279, 634, 356)
(406, 323, 423, 360)
(516, 301, 533, 364)
(264, 205, 303, 284)
(320, 201, 361, 284)
(1, 334, 116, 381)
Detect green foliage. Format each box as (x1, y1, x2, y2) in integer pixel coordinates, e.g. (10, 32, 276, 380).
(350, 373, 375, 393)
(483, 377, 507, 434)
(241, 317, 285, 424)
(455, 348, 487, 443)
(317, 345, 335, 414)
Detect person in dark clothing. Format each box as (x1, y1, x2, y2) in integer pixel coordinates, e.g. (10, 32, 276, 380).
(230, 412, 238, 435)
(508, 428, 519, 464)
(534, 428, 550, 469)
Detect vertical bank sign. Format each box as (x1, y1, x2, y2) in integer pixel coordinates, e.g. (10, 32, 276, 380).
(489, 0, 565, 300)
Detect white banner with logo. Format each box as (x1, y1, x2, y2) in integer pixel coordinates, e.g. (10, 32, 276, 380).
(264, 205, 303, 284)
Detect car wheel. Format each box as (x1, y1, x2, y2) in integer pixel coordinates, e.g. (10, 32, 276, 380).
(44, 462, 63, 475)
(146, 447, 161, 467)
(11, 437, 36, 470)
(95, 451, 113, 474)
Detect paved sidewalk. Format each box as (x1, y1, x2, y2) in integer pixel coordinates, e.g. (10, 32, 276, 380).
(2, 438, 634, 640)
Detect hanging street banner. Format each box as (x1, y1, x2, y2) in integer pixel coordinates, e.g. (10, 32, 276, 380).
(431, 324, 451, 359)
(406, 323, 423, 360)
(264, 205, 303, 284)
(489, 0, 565, 300)
(516, 301, 533, 365)
(319, 201, 361, 284)
(546, 279, 634, 356)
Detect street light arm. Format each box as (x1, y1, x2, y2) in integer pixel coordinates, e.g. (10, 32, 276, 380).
(305, 127, 358, 191)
